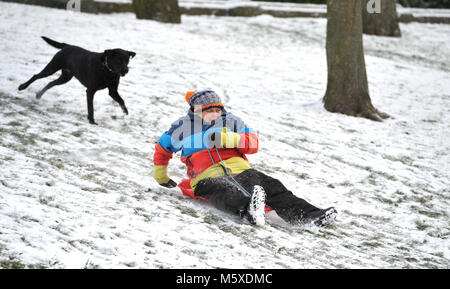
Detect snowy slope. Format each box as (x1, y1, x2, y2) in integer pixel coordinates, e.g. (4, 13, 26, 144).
(0, 2, 449, 268)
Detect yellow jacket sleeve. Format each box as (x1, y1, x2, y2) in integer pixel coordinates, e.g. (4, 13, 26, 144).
(154, 165, 170, 184)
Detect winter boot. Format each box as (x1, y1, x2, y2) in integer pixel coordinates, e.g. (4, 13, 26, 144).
(307, 207, 337, 227)
(242, 185, 266, 226)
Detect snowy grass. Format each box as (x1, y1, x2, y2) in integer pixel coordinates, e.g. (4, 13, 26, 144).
(0, 2, 449, 268)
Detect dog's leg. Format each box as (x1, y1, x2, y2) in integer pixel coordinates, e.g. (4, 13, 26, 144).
(108, 85, 128, 115)
(86, 89, 97, 125)
(18, 53, 63, 91)
(36, 69, 73, 99)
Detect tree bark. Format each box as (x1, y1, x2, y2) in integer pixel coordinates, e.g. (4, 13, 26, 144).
(362, 0, 402, 37)
(132, 0, 181, 24)
(323, 0, 389, 121)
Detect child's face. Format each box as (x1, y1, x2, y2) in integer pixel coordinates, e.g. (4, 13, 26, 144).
(200, 107, 222, 123)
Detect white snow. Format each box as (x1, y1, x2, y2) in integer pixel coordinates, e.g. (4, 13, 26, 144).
(0, 2, 449, 268)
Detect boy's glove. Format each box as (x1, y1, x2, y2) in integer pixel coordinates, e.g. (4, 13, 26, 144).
(154, 165, 177, 188)
(209, 127, 241, 148)
(160, 179, 177, 188)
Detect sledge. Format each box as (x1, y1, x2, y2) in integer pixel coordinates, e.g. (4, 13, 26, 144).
(177, 179, 273, 212)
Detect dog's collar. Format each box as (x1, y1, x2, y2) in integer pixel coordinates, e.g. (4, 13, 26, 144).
(103, 56, 115, 74)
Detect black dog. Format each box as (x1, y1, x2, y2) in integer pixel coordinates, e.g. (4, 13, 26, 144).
(18, 36, 136, 125)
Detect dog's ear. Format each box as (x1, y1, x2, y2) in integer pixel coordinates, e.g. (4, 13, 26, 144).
(128, 51, 136, 59)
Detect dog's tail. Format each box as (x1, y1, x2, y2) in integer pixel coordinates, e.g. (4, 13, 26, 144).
(41, 36, 69, 49)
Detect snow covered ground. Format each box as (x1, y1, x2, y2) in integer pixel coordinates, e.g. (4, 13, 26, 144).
(0, 2, 449, 269)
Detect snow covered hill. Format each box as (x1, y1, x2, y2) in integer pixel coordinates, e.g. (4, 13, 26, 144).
(0, 2, 449, 268)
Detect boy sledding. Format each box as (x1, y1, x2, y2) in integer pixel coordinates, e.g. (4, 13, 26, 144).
(153, 90, 337, 227)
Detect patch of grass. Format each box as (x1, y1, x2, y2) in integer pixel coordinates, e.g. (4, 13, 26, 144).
(177, 206, 199, 218)
(133, 194, 145, 201)
(1, 180, 9, 188)
(123, 261, 137, 268)
(218, 224, 241, 236)
(28, 260, 61, 269)
(0, 243, 6, 255)
(367, 173, 377, 185)
(342, 128, 358, 133)
(379, 172, 397, 182)
(7, 121, 21, 127)
(84, 173, 96, 181)
(142, 214, 153, 222)
(356, 213, 391, 223)
(298, 173, 309, 180)
(374, 195, 394, 205)
(161, 240, 174, 246)
(361, 241, 383, 248)
(395, 194, 408, 204)
(27, 263, 50, 269)
(2, 141, 28, 154)
(71, 130, 83, 138)
(21, 215, 40, 223)
(39, 194, 55, 205)
(421, 119, 438, 123)
(54, 163, 64, 169)
(134, 207, 146, 214)
(39, 137, 57, 145)
(93, 187, 108, 194)
(204, 214, 223, 225)
(398, 156, 413, 166)
(405, 257, 419, 263)
(411, 196, 428, 205)
(395, 190, 404, 195)
(417, 209, 441, 219)
(10, 131, 38, 146)
(330, 155, 343, 162)
(3, 155, 14, 162)
(0, 260, 26, 269)
(415, 220, 431, 231)
(339, 180, 353, 187)
(133, 207, 153, 222)
(83, 259, 100, 269)
(365, 166, 373, 172)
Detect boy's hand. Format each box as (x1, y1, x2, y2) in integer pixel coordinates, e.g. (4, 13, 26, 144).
(220, 127, 240, 148)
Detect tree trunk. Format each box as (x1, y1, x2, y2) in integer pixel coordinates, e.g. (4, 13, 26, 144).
(323, 0, 389, 121)
(132, 0, 181, 24)
(362, 0, 402, 37)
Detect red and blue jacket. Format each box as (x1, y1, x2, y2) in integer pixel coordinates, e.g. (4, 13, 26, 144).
(153, 109, 259, 190)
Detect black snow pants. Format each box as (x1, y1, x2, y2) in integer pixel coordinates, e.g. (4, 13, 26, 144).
(194, 168, 322, 224)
